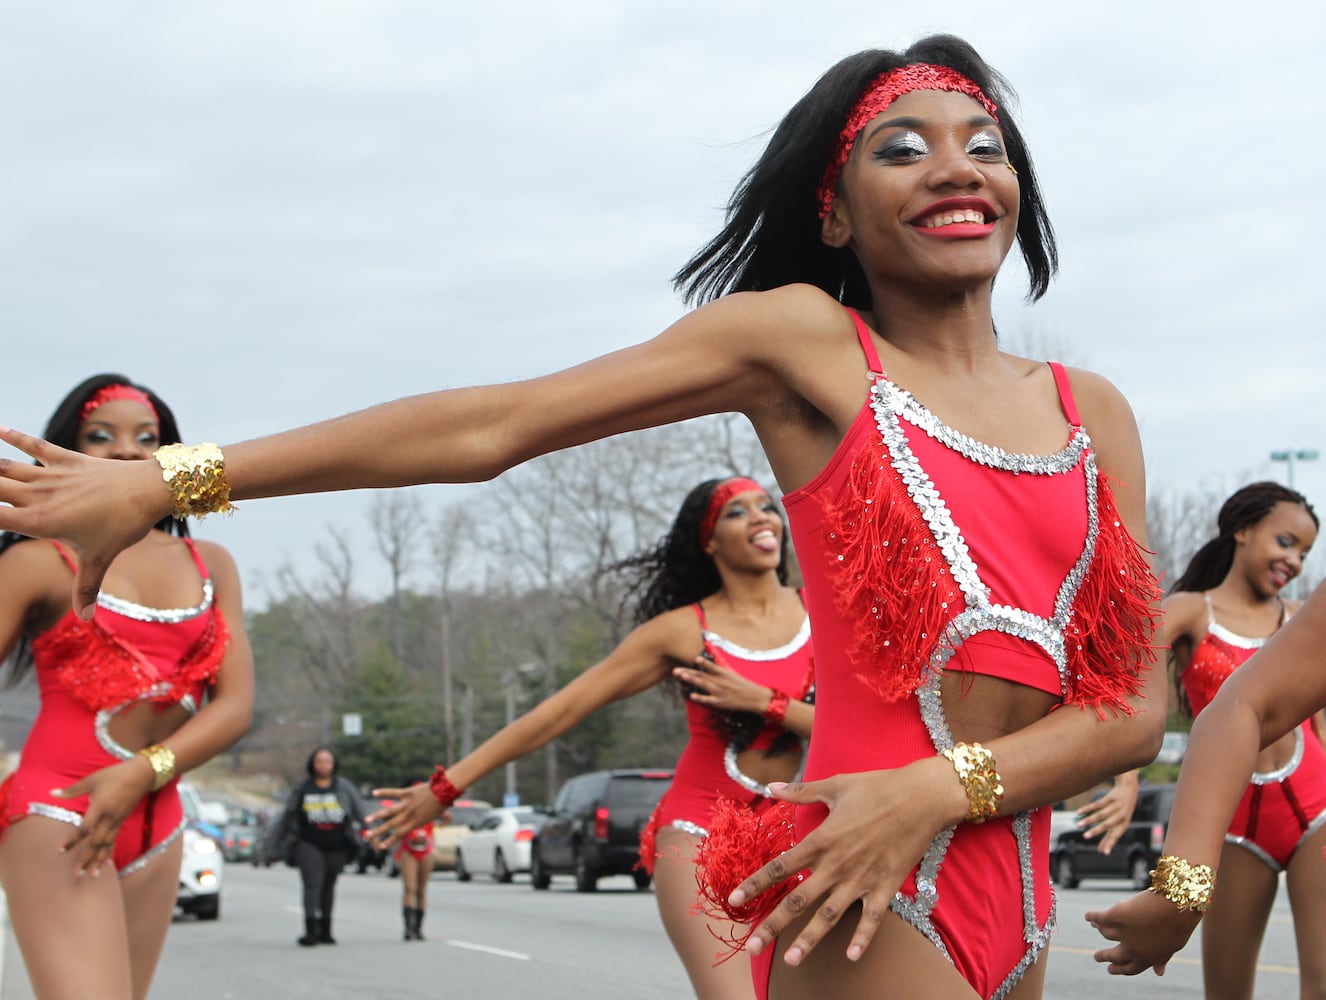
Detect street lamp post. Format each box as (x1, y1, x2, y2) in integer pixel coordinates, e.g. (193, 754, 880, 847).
(1269, 449, 1319, 598)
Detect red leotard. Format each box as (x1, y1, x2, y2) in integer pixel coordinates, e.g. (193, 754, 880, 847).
(638, 603, 813, 873)
(1182, 595, 1326, 870)
(710, 310, 1156, 1000)
(0, 540, 229, 874)
(395, 824, 435, 863)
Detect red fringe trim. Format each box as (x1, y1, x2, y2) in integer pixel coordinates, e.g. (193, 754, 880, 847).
(692, 798, 801, 952)
(819, 429, 1159, 715)
(637, 800, 662, 876)
(36, 610, 230, 714)
(1060, 476, 1162, 716)
(819, 439, 962, 703)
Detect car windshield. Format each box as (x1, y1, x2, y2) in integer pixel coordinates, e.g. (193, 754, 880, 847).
(511, 810, 535, 824)
(448, 806, 489, 827)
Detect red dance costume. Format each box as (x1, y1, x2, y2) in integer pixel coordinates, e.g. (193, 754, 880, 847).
(0, 540, 228, 875)
(396, 824, 435, 863)
(638, 604, 813, 873)
(1181, 595, 1326, 871)
(707, 310, 1156, 1000)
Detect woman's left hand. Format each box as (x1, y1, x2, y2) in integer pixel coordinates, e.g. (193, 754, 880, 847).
(366, 782, 443, 848)
(1076, 772, 1139, 855)
(674, 656, 770, 714)
(52, 759, 154, 875)
(728, 758, 961, 965)
(1087, 890, 1201, 975)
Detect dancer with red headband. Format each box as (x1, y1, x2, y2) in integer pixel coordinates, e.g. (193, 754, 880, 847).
(372, 477, 813, 998)
(0, 35, 1161, 999)
(0, 374, 252, 1000)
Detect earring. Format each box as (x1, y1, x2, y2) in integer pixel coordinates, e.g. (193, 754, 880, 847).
(1006, 162, 1019, 176)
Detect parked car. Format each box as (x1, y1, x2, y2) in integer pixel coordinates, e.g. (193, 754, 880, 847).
(454, 806, 545, 883)
(429, 800, 493, 873)
(1155, 730, 1189, 765)
(531, 769, 673, 892)
(1051, 782, 1176, 890)
(176, 782, 225, 920)
(221, 808, 263, 863)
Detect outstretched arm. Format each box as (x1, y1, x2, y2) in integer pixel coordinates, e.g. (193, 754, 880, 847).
(368, 611, 690, 842)
(1089, 577, 1326, 975)
(0, 290, 825, 619)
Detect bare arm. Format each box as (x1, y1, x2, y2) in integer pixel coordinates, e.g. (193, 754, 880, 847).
(369, 611, 690, 840)
(0, 287, 852, 618)
(1089, 577, 1326, 975)
(672, 657, 815, 739)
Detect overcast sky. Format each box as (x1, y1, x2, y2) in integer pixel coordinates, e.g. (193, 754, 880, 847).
(4, 2, 1324, 605)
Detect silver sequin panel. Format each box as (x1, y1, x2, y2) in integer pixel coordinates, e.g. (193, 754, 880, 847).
(96, 686, 200, 761)
(23, 808, 187, 879)
(702, 616, 811, 662)
(98, 578, 213, 624)
(669, 819, 708, 838)
(724, 743, 774, 799)
(1251, 726, 1304, 785)
(874, 374, 1069, 996)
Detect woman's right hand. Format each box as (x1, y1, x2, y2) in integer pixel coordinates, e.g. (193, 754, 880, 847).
(0, 428, 168, 619)
(51, 757, 155, 875)
(366, 782, 444, 848)
(728, 756, 967, 966)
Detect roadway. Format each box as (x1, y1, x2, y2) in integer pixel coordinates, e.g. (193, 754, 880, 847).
(1, 864, 1306, 998)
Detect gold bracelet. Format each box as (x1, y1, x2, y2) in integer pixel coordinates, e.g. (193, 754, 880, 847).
(153, 443, 235, 520)
(941, 741, 1004, 823)
(1148, 855, 1215, 913)
(136, 744, 177, 791)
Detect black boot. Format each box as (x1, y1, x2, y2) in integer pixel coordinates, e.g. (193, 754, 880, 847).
(402, 907, 413, 941)
(413, 906, 425, 941)
(318, 914, 336, 945)
(298, 917, 319, 947)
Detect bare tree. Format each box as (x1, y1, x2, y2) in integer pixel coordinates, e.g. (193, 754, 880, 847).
(428, 505, 476, 763)
(369, 491, 423, 660)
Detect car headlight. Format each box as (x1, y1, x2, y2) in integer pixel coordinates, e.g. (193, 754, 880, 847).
(192, 837, 219, 856)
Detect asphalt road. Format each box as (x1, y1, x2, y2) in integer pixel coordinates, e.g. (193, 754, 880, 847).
(0, 865, 1306, 998)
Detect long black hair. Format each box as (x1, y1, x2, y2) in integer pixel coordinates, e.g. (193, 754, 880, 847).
(1170, 481, 1318, 717)
(616, 479, 796, 753)
(0, 373, 188, 679)
(674, 34, 1057, 310)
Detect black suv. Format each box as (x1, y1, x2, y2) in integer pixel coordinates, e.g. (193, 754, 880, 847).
(531, 769, 673, 892)
(1051, 783, 1176, 890)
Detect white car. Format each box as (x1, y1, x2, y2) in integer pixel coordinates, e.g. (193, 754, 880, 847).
(176, 782, 225, 920)
(454, 806, 542, 883)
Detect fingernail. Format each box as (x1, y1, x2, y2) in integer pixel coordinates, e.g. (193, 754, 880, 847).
(847, 945, 862, 961)
(785, 946, 803, 966)
(729, 889, 747, 905)
(746, 936, 764, 955)
(51, 788, 66, 798)
(766, 782, 788, 793)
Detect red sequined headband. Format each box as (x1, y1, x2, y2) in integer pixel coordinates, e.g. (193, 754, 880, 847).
(80, 384, 159, 423)
(816, 63, 999, 218)
(699, 477, 766, 549)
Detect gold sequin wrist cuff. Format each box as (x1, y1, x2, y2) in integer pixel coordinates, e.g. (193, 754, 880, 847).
(941, 741, 1004, 823)
(153, 443, 235, 520)
(1149, 855, 1215, 913)
(136, 744, 177, 791)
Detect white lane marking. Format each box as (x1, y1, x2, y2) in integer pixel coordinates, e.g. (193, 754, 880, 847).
(445, 939, 530, 961)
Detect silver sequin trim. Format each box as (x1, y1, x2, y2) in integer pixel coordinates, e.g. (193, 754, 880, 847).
(29, 802, 83, 827)
(98, 578, 213, 623)
(702, 616, 811, 661)
(118, 819, 186, 877)
(1294, 809, 1326, 861)
(1224, 834, 1280, 873)
(723, 744, 773, 798)
(95, 686, 199, 760)
(870, 376, 1100, 698)
(669, 819, 708, 838)
(1250, 727, 1304, 784)
(1206, 620, 1267, 650)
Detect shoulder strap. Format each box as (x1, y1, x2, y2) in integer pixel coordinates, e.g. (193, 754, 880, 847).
(48, 540, 77, 574)
(845, 308, 884, 375)
(1046, 362, 1081, 427)
(181, 537, 211, 579)
(691, 602, 708, 629)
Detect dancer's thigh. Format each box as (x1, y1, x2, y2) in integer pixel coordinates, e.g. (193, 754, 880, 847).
(120, 835, 183, 1000)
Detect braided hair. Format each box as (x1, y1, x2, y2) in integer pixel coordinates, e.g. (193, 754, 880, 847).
(615, 479, 796, 753)
(1170, 481, 1318, 717)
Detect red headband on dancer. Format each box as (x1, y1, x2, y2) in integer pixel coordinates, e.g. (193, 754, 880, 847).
(699, 477, 766, 549)
(816, 63, 1000, 218)
(80, 384, 159, 424)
